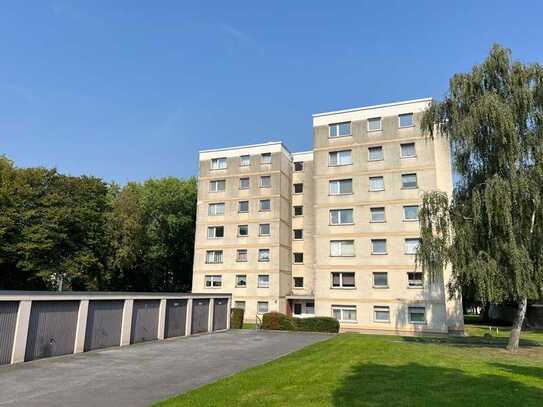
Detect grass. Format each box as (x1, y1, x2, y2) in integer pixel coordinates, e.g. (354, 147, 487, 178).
(154, 332, 543, 406)
(241, 323, 256, 330)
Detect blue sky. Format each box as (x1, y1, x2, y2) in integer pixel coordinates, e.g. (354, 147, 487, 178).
(2, 1, 542, 183)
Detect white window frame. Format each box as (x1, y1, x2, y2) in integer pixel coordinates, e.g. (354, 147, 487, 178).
(211, 157, 227, 170)
(329, 208, 354, 225)
(331, 305, 357, 322)
(330, 240, 355, 257)
(293, 277, 304, 288)
(293, 206, 303, 216)
(261, 153, 272, 165)
(258, 249, 270, 262)
(373, 306, 390, 323)
(408, 306, 426, 324)
(260, 176, 271, 188)
(234, 300, 246, 309)
(331, 272, 356, 289)
(371, 239, 387, 255)
(405, 238, 421, 255)
(294, 161, 304, 171)
(239, 177, 250, 190)
(258, 274, 270, 288)
(259, 199, 271, 211)
(372, 272, 389, 288)
(293, 229, 304, 240)
(209, 179, 225, 192)
(293, 183, 304, 194)
(328, 150, 352, 167)
(402, 173, 418, 189)
(208, 202, 225, 216)
(259, 223, 270, 236)
(237, 224, 248, 237)
(369, 176, 385, 192)
(257, 301, 269, 314)
(329, 122, 352, 138)
(207, 226, 224, 239)
(236, 249, 248, 263)
(399, 113, 414, 128)
(370, 207, 386, 223)
(205, 250, 223, 264)
(235, 274, 247, 288)
(400, 142, 417, 158)
(205, 275, 222, 288)
(408, 272, 424, 288)
(329, 179, 353, 195)
(403, 205, 419, 221)
(239, 155, 250, 166)
(368, 146, 384, 161)
(238, 200, 249, 213)
(367, 117, 382, 132)
(293, 252, 304, 264)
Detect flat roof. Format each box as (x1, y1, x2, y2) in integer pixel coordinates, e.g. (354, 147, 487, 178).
(312, 97, 432, 118)
(199, 141, 290, 155)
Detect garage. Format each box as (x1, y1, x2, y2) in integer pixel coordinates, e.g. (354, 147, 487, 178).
(164, 299, 187, 338)
(84, 300, 124, 351)
(191, 298, 209, 334)
(25, 301, 79, 361)
(213, 298, 228, 331)
(130, 300, 160, 344)
(0, 301, 19, 365)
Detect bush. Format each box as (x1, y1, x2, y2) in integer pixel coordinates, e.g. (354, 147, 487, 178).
(261, 312, 340, 333)
(230, 308, 244, 329)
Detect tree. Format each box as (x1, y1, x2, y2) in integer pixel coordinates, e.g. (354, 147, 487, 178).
(418, 44, 543, 351)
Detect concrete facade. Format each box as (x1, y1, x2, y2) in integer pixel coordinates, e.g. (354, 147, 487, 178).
(193, 98, 464, 335)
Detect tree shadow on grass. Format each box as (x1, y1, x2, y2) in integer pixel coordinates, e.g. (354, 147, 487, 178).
(399, 335, 542, 349)
(490, 363, 543, 380)
(332, 362, 543, 407)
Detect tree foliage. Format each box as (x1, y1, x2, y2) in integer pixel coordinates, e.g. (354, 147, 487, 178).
(418, 44, 543, 350)
(0, 156, 197, 292)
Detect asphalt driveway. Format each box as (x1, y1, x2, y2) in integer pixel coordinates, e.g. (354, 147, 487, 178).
(0, 330, 332, 407)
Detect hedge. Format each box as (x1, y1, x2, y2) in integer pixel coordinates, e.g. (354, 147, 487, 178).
(261, 312, 339, 333)
(230, 307, 244, 329)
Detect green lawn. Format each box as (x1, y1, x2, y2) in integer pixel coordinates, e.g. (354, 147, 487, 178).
(154, 332, 543, 406)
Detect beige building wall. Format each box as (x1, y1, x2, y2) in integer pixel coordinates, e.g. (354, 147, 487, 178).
(192, 99, 464, 334)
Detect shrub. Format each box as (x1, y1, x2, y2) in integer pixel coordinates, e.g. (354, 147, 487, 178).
(230, 308, 244, 329)
(261, 312, 340, 333)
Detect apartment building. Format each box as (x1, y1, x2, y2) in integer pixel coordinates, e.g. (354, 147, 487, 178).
(193, 98, 464, 335)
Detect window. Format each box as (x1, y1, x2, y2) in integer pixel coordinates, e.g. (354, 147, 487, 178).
(332, 305, 357, 322)
(368, 117, 382, 131)
(211, 157, 227, 170)
(238, 224, 248, 237)
(258, 274, 270, 288)
(239, 200, 249, 213)
(373, 272, 388, 288)
(260, 176, 271, 188)
(408, 306, 426, 324)
(239, 177, 250, 189)
(405, 238, 421, 255)
(329, 150, 352, 166)
(306, 302, 315, 314)
(209, 180, 225, 192)
(208, 203, 225, 216)
(234, 301, 246, 310)
(330, 240, 354, 257)
(329, 179, 353, 195)
(259, 199, 271, 211)
(403, 205, 419, 221)
(293, 183, 303, 194)
(371, 239, 387, 255)
(293, 277, 304, 288)
(257, 301, 269, 314)
(207, 226, 224, 238)
(329, 122, 351, 138)
(293, 252, 304, 263)
(240, 155, 250, 166)
(261, 153, 272, 164)
(206, 250, 223, 264)
(368, 146, 383, 161)
(370, 207, 386, 223)
(330, 209, 353, 225)
(402, 173, 418, 189)
(205, 275, 222, 288)
(374, 306, 390, 322)
(236, 249, 248, 262)
(369, 176, 385, 191)
(332, 272, 355, 288)
(294, 161, 304, 171)
(399, 113, 414, 128)
(235, 275, 247, 288)
(259, 223, 270, 236)
(293, 229, 304, 240)
(408, 272, 423, 288)
(258, 249, 270, 262)
(401, 142, 416, 158)
(293, 205, 303, 216)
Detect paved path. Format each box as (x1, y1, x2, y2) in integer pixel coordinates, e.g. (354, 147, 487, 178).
(0, 330, 332, 407)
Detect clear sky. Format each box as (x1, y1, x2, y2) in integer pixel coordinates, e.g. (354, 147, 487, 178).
(2, 1, 542, 183)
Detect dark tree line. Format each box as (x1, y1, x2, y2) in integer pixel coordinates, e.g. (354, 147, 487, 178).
(0, 156, 197, 292)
